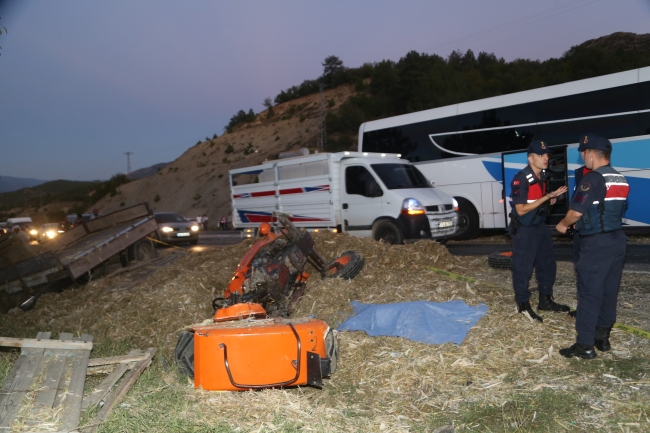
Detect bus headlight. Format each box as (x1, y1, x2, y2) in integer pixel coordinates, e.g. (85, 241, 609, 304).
(452, 198, 459, 211)
(400, 198, 425, 215)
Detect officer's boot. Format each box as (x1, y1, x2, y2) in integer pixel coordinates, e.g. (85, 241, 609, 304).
(559, 343, 596, 359)
(594, 326, 612, 352)
(517, 301, 543, 323)
(537, 294, 570, 312)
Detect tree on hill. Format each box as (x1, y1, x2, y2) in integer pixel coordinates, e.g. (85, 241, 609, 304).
(321, 55, 345, 87)
(224, 109, 256, 133)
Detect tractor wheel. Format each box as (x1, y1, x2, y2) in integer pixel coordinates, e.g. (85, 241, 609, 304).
(372, 220, 403, 245)
(324, 329, 339, 375)
(175, 331, 195, 379)
(323, 250, 364, 280)
(488, 251, 513, 270)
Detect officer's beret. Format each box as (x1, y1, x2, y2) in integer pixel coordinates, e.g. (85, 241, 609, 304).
(578, 133, 600, 152)
(527, 140, 550, 155)
(581, 136, 612, 152)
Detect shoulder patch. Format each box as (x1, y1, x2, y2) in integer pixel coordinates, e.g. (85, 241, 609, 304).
(513, 180, 520, 186)
(512, 188, 521, 196)
(580, 182, 591, 192)
(573, 192, 588, 204)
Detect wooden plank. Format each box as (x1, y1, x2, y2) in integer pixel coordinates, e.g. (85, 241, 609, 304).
(82, 349, 142, 411)
(51, 333, 74, 410)
(84, 204, 151, 233)
(58, 334, 93, 433)
(85, 347, 156, 433)
(87, 352, 148, 367)
(0, 337, 93, 351)
(0, 332, 50, 429)
(66, 217, 159, 280)
(32, 334, 71, 409)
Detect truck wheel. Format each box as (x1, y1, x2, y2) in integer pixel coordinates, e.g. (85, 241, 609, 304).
(454, 197, 479, 240)
(324, 250, 364, 280)
(372, 220, 403, 245)
(488, 251, 513, 269)
(175, 331, 194, 379)
(324, 329, 339, 375)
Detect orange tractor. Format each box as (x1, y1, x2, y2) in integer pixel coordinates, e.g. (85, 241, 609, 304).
(175, 214, 363, 391)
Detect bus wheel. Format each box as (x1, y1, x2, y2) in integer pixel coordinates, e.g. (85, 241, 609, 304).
(454, 198, 479, 240)
(372, 220, 403, 245)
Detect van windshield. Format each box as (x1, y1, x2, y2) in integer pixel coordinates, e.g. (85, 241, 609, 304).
(370, 164, 431, 189)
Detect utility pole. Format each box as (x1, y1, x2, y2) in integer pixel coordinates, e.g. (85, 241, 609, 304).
(124, 152, 133, 175)
(318, 83, 327, 151)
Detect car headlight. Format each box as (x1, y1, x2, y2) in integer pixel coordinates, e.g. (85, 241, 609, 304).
(46, 230, 56, 239)
(191, 225, 199, 232)
(452, 198, 459, 211)
(400, 198, 425, 215)
(30, 229, 38, 235)
(161, 227, 174, 233)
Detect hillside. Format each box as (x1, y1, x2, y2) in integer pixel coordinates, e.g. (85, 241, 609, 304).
(92, 85, 356, 221)
(0, 176, 47, 193)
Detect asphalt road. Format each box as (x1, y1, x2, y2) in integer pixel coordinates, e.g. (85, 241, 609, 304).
(446, 243, 650, 265)
(173, 230, 650, 267)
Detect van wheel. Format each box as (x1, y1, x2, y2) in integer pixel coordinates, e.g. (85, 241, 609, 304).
(175, 331, 195, 379)
(488, 251, 513, 269)
(324, 250, 364, 280)
(373, 220, 403, 245)
(454, 197, 479, 240)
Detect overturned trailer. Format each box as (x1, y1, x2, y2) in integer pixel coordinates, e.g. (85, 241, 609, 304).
(0, 203, 158, 312)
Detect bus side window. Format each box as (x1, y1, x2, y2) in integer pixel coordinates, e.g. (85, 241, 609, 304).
(346, 166, 383, 198)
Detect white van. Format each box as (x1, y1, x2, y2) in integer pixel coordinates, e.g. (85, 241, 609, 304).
(6, 217, 34, 230)
(230, 152, 458, 243)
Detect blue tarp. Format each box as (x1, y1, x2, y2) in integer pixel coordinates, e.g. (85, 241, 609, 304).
(337, 300, 489, 345)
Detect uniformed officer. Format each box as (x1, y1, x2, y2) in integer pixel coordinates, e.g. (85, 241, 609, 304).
(568, 133, 596, 318)
(509, 140, 569, 322)
(556, 136, 629, 359)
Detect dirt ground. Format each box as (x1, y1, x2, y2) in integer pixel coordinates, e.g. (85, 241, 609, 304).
(1, 231, 649, 432)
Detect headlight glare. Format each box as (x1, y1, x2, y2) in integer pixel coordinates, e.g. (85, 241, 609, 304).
(401, 198, 425, 215)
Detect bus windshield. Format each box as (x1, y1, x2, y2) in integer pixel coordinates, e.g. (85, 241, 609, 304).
(370, 163, 431, 189)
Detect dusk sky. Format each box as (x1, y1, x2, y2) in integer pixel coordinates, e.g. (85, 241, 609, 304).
(1, 0, 649, 182)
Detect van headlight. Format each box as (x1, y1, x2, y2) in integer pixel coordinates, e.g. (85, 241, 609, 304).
(162, 227, 174, 233)
(452, 198, 459, 211)
(400, 198, 425, 215)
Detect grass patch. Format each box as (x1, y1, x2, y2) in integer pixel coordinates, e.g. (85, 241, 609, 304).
(427, 389, 582, 431)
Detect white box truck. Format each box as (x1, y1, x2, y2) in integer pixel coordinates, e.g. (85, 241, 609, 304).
(229, 152, 458, 243)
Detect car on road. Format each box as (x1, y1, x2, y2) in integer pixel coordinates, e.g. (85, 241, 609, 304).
(152, 212, 200, 245)
(37, 223, 63, 243)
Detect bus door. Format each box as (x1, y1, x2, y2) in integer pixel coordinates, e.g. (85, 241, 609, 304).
(501, 145, 568, 228)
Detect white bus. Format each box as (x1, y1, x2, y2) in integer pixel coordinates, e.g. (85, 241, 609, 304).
(358, 67, 650, 238)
